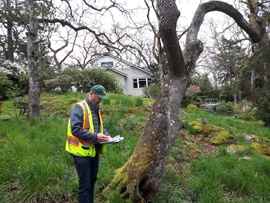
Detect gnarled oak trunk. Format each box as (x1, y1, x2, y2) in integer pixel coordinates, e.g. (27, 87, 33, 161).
(103, 1, 262, 202)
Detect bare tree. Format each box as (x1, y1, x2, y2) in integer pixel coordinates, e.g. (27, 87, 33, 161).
(102, 1, 262, 202)
(47, 28, 78, 73)
(26, 1, 129, 117)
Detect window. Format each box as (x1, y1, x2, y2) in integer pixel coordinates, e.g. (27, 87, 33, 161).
(101, 62, 113, 68)
(133, 78, 151, 89)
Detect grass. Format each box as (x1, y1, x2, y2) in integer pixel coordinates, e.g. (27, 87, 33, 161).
(1, 93, 270, 202)
(188, 147, 270, 202)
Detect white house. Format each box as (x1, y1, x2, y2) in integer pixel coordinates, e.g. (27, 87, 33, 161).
(89, 53, 152, 97)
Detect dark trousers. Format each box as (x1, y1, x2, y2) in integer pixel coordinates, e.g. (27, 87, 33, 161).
(73, 154, 99, 203)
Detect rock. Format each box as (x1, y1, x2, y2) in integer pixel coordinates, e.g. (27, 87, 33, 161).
(239, 156, 251, 160)
(244, 134, 253, 143)
(197, 118, 209, 125)
(179, 110, 184, 116)
(0, 117, 11, 121)
(227, 144, 245, 154)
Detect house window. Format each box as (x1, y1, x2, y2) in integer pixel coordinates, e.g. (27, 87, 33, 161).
(133, 78, 151, 89)
(101, 62, 113, 68)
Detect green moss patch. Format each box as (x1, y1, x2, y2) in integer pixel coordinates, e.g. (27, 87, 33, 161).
(210, 131, 235, 146)
(251, 143, 270, 155)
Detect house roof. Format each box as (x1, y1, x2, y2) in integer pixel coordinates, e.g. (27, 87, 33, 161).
(103, 67, 128, 77)
(90, 53, 152, 75)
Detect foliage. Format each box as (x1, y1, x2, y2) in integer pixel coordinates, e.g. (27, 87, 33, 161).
(190, 73, 213, 92)
(39, 66, 57, 92)
(0, 73, 13, 100)
(0, 61, 29, 99)
(185, 84, 201, 96)
(233, 100, 257, 121)
(135, 97, 143, 107)
(143, 84, 160, 99)
(180, 94, 191, 108)
(44, 74, 73, 93)
(193, 89, 221, 99)
(219, 80, 234, 102)
(216, 101, 234, 113)
(187, 104, 197, 110)
(63, 68, 124, 94)
(184, 121, 200, 134)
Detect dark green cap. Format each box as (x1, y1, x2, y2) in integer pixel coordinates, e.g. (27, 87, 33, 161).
(90, 85, 108, 99)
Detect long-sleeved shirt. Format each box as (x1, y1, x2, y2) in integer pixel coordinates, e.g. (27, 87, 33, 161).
(69, 97, 110, 153)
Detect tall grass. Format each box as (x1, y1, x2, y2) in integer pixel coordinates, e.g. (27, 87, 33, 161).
(0, 93, 147, 202)
(1, 94, 270, 202)
(188, 146, 270, 202)
(0, 116, 71, 202)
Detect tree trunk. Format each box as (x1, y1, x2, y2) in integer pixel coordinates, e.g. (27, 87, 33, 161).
(6, 0, 14, 62)
(103, 1, 262, 202)
(157, 37, 164, 87)
(26, 0, 40, 117)
(251, 67, 256, 90)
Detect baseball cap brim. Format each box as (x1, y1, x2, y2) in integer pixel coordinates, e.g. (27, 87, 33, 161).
(96, 94, 108, 100)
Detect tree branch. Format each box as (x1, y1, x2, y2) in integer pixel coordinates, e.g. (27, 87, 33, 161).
(186, 1, 262, 45)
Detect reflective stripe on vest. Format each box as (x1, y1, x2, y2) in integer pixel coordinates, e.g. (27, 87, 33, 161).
(65, 100, 106, 157)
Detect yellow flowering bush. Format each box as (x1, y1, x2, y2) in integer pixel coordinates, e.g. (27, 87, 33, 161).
(187, 104, 197, 110)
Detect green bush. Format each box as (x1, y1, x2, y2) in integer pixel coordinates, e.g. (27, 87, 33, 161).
(44, 74, 72, 93)
(234, 100, 256, 121)
(0, 72, 13, 100)
(180, 94, 191, 108)
(143, 84, 160, 99)
(193, 89, 221, 99)
(62, 68, 124, 94)
(216, 104, 227, 113)
(216, 101, 235, 113)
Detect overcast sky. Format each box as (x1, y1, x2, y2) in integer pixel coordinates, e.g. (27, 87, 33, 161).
(52, 0, 243, 72)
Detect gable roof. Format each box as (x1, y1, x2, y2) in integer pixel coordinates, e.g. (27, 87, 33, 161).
(90, 53, 152, 75)
(103, 67, 128, 77)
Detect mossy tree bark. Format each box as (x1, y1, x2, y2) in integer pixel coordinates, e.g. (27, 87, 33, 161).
(103, 1, 262, 202)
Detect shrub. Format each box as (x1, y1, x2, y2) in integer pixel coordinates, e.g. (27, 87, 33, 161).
(184, 121, 200, 134)
(224, 101, 234, 112)
(181, 94, 191, 108)
(192, 89, 221, 99)
(234, 100, 256, 121)
(0, 61, 29, 99)
(143, 84, 160, 99)
(0, 72, 13, 100)
(219, 81, 234, 102)
(81, 68, 124, 94)
(216, 104, 227, 113)
(187, 104, 197, 110)
(44, 74, 72, 93)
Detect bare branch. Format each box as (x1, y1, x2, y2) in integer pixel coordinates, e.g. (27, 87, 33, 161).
(186, 1, 262, 45)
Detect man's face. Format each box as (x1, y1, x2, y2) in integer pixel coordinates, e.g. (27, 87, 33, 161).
(90, 92, 102, 104)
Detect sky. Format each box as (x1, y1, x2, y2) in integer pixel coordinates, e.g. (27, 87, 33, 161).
(51, 0, 243, 77)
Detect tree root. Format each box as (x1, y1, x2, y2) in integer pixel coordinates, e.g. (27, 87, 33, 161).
(102, 165, 148, 203)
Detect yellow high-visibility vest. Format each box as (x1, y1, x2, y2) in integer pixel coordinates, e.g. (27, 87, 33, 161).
(65, 100, 106, 157)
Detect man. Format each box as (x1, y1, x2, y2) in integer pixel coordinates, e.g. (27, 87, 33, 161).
(65, 85, 111, 203)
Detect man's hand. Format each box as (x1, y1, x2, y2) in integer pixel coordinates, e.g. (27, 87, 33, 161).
(97, 133, 111, 142)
